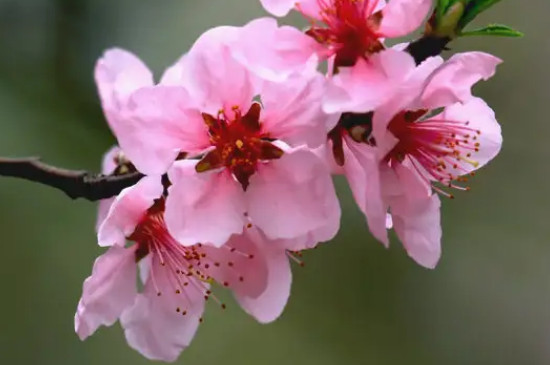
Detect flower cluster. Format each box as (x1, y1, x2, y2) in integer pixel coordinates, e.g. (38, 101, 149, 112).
(75, 0, 503, 361)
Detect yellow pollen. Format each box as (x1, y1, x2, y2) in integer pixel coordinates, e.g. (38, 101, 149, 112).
(235, 139, 244, 149)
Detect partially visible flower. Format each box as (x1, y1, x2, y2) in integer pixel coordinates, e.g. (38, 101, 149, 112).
(259, 0, 431, 66)
(94, 31, 341, 248)
(76, 173, 293, 362)
(328, 52, 502, 268)
(298, 0, 431, 67)
(254, 1, 432, 116)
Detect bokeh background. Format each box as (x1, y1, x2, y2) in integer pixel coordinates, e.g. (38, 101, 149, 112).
(0, 0, 547, 364)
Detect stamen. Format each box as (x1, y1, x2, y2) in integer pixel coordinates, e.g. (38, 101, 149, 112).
(301, 0, 384, 68)
(130, 200, 242, 319)
(286, 251, 305, 267)
(196, 103, 283, 190)
(387, 111, 484, 198)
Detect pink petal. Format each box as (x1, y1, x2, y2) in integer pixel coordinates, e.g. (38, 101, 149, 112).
(247, 147, 340, 241)
(342, 138, 389, 245)
(439, 98, 502, 174)
(235, 229, 292, 323)
(75, 246, 137, 340)
(174, 28, 260, 115)
(295, 0, 323, 19)
(260, 0, 297, 16)
(260, 71, 331, 147)
(390, 194, 442, 269)
(232, 17, 321, 82)
(98, 176, 163, 247)
(101, 145, 121, 174)
(371, 55, 444, 142)
(199, 231, 268, 299)
(159, 54, 187, 87)
(97, 198, 115, 233)
(421, 52, 502, 109)
(121, 255, 206, 362)
(324, 49, 417, 114)
(165, 160, 246, 247)
(121, 86, 210, 174)
(95, 48, 153, 131)
(379, 0, 432, 38)
(96, 146, 121, 232)
(393, 161, 432, 199)
(158, 26, 238, 87)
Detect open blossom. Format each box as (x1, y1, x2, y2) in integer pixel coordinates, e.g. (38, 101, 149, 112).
(255, 1, 432, 114)
(328, 52, 502, 268)
(258, 0, 431, 65)
(75, 161, 293, 361)
(94, 29, 341, 249)
(261, 0, 431, 59)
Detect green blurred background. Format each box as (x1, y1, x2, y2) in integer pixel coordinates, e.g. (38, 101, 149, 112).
(0, 0, 547, 364)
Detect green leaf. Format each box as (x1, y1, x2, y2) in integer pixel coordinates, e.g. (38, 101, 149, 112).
(459, 0, 503, 29)
(436, 0, 452, 22)
(460, 23, 524, 37)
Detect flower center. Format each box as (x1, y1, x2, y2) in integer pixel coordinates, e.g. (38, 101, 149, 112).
(128, 199, 254, 316)
(386, 110, 482, 197)
(302, 0, 384, 68)
(195, 103, 284, 190)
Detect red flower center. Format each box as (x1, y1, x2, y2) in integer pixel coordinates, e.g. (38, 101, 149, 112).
(386, 110, 482, 197)
(302, 0, 384, 68)
(128, 199, 254, 315)
(196, 103, 284, 190)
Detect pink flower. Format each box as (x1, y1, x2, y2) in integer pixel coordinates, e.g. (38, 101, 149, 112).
(259, 0, 431, 65)
(328, 52, 502, 268)
(94, 31, 340, 248)
(254, 1, 432, 115)
(76, 171, 293, 362)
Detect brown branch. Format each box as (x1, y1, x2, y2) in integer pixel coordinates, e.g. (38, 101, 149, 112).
(0, 157, 143, 201)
